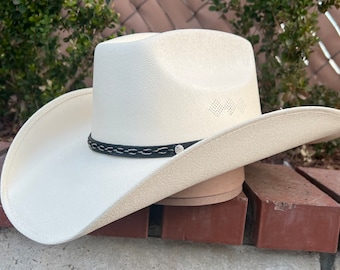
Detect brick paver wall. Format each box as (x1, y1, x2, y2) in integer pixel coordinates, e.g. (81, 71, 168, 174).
(109, 0, 340, 91)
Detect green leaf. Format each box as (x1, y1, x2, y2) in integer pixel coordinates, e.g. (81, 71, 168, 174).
(18, 4, 27, 13)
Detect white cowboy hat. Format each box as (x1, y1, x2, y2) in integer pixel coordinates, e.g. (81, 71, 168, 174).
(1, 29, 339, 245)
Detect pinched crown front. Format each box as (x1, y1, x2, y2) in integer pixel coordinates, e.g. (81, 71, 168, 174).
(91, 30, 261, 150)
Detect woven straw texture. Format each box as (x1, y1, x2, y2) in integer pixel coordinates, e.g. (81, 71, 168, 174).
(108, 0, 340, 92)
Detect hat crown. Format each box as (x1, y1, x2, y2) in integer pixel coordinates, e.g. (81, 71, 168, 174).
(92, 29, 261, 145)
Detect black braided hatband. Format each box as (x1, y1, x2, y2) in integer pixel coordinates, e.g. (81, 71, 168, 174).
(88, 134, 200, 158)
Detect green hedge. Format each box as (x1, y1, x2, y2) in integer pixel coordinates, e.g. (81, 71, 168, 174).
(208, 0, 339, 111)
(0, 0, 124, 126)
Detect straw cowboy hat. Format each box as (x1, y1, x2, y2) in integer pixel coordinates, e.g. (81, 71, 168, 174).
(1, 29, 340, 245)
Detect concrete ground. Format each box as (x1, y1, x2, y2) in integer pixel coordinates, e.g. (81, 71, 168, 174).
(0, 227, 339, 270)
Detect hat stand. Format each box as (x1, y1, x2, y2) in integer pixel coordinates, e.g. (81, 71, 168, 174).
(157, 167, 244, 206)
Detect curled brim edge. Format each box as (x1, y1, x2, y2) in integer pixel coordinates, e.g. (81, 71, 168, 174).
(1, 88, 339, 244)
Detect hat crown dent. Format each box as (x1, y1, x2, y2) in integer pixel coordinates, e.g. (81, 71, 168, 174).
(91, 30, 262, 146)
(2, 29, 340, 245)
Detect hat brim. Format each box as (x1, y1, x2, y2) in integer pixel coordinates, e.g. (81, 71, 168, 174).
(1, 88, 340, 244)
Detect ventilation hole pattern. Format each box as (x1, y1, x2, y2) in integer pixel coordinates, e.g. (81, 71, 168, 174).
(209, 98, 246, 117)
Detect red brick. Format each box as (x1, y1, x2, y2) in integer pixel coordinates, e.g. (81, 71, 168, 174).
(0, 204, 12, 227)
(161, 192, 248, 245)
(297, 167, 340, 203)
(0, 141, 10, 156)
(90, 208, 149, 238)
(0, 152, 12, 227)
(245, 163, 340, 253)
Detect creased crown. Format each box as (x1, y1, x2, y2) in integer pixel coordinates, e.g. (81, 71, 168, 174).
(91, 29, 261, 146)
